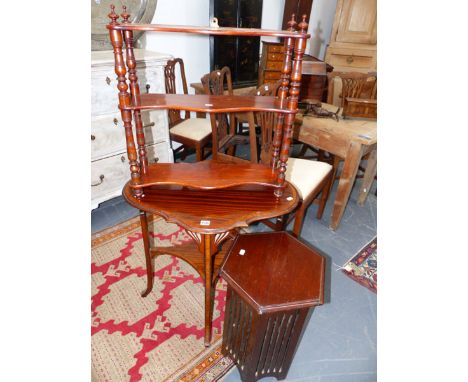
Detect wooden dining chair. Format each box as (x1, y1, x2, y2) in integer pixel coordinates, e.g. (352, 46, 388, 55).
(327, 71, 377, 119)
(255, 81, 333, 237)
(200, 67, 258, 163)
(164, 58, 212, 161)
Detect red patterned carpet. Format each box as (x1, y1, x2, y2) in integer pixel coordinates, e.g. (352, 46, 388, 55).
(91, 216, 233, 381)
(342, 237, 377, 293)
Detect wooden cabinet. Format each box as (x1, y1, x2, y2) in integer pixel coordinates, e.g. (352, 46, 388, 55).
(210, 0, 263, 87)
(325, 0, 376, 72)
(259, 41, 332, 102)
(91, 49, 173, 209)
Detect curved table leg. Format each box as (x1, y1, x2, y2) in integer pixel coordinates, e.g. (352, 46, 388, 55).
(330, 141, 364, 230)
(140, 210, 154, 297)
(202, 233, 215, 347)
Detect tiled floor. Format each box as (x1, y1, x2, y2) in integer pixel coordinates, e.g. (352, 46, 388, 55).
(91, 147, 377, 382)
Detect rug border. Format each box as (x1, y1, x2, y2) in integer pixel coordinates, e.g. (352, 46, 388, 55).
(92, 214, 162, 247)
(341, 236, 377, 293)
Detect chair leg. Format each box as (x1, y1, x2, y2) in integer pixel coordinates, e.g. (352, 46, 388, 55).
(317, 172, 333, 220)
(298, 143, 309, 157)
(274, 213, 289, 231)
(181, 146, 188, 161)
(292, 206, 307, 238)
(195, 145, 203, 162)
(140, 210, 154, 297)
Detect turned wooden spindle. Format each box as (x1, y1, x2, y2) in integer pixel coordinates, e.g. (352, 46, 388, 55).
(121, 6, 149, 174)
(277, 15, 308, 196)
(273, 14, 297, 196)
(275, 14, 308, 197)
(108, 5, 143, 198)
(108, 4, 119, 25)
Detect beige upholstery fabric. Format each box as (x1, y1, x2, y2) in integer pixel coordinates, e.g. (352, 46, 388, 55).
(285, 158, 332, 199)
(170, 118, 212, 141)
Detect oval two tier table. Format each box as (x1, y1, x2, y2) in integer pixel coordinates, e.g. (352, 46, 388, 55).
(123, 179, 300, 346)
(106, 5, 312, 347)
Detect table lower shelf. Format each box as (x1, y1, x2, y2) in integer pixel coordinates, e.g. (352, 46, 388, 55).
(151, 234, 236, 284)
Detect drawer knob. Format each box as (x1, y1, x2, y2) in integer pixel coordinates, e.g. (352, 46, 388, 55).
(121, 156, 126, 163)
(91, 134, 96, 141)
(346, 56, 354, 64)
(106, 76, 111, 85)
(143, 122, 155, 129)
(113, 118, 118, 126)
(91, 174, 105, 187)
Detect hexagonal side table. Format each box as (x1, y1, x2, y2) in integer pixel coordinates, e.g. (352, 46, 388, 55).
(220, 232, 326, 382)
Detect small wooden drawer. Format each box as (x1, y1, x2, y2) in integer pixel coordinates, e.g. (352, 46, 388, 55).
(91, 142, 171, 201)
(328, 53, 374, 69)
(326, 45, 376, 72)
(91, 65, 166, 116)
(267, 52, 284, 62)
(266, 61, 284, 71)
(91, 153, 129, 201)
(268, 44, 284, 53)
(264, 71, 281, 81)
(91, 110, 168, 161)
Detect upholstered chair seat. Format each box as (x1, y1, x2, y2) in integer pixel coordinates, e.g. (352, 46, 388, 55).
(170, 118, 212, 141)
(285, 158, 333, 199)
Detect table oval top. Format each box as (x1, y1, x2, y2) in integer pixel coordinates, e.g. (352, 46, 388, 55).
(123, 182, 299, 234)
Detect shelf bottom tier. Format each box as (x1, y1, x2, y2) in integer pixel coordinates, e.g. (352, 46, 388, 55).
(132, 160, 280, 189)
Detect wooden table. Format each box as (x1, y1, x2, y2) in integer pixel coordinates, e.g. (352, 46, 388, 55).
(294, 108, 377, 230)
(220, 231, 325, 381)
(123, 180, 299, 346)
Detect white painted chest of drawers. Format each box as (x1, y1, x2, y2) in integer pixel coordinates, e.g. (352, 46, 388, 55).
(91, 49, 173, 209)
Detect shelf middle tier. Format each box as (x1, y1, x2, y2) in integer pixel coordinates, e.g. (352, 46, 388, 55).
(132, 161, 279, 190)
(122, 93, 294, 114)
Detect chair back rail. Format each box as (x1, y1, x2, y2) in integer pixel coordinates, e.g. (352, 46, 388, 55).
(164, 58, 190, 127)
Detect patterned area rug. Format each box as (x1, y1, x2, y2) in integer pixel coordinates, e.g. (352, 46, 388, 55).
(91, 215, 234, 381)
(342, 237, 377, 293)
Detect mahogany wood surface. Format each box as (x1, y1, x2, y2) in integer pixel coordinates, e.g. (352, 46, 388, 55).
(123, 93, 292, 114)
(131, 161, 278, 190)
(221, 232, 325, 314)
(107, 6, 310, 196)
(108, 23, 310, 39)
(220, 231, 326, 381)
(106, 6, 310, 345)
(122, 182, 299, 234)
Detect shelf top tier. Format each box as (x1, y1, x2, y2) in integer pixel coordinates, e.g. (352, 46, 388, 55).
(123, 93, 294, 114)
(107, 23, 310, 39)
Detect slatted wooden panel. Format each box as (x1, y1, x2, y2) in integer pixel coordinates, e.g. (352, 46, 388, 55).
(222, 287, 309, 380)
(222, 289, 253, 371)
